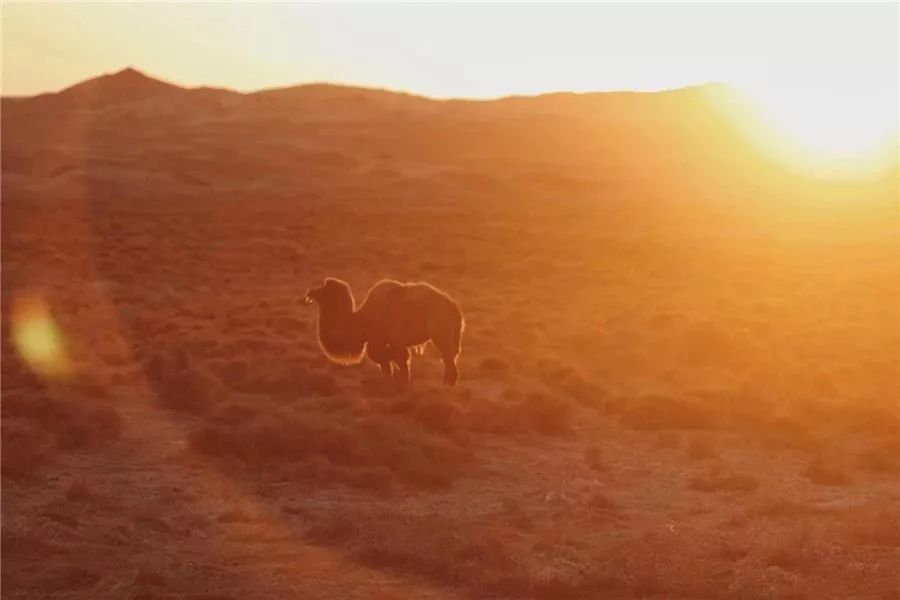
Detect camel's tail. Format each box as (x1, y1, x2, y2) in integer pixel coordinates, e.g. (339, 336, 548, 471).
(450, 311, 464, 357)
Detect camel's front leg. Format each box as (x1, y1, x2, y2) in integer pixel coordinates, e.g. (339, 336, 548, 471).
(366, 343, 394, 380)
(379, 361, 393, 379)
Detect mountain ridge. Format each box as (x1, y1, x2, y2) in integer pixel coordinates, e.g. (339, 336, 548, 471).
(4, 66, 732, 108)
(0, 65, 795, 206)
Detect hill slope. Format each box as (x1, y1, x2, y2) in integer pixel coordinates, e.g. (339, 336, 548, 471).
(2, 67, 898, 600)
(1, 69, 767, 201)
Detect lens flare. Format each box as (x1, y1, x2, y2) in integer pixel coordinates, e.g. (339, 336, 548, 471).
(12, 295, 72, 379)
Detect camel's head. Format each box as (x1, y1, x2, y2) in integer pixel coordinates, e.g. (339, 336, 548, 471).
(303, 283, 324, 305)
(303, 277, 354, 312)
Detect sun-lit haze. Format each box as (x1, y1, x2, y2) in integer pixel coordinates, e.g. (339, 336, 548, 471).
(4, 3, 900, 599)
(3, 2, 898, 169)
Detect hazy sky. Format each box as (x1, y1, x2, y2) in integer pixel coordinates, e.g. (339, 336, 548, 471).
(2, 2, 897, 152)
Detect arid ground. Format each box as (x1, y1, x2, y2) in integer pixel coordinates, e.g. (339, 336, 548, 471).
(2, 69, 898, 599)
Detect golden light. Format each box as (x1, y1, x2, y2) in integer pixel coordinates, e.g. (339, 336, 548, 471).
(2, 2, 896, 179)
(12, 295, 73, 380)
(731, 82, 899, 176)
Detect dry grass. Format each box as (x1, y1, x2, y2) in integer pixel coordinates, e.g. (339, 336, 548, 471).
(2, 72, 898, 599)
(1, 366, 124, 480)
(689, 468, 761, 494)
(655, 431, 681, 449)
(189, 405, 472, 490)
(475, 356, 512, 380)
(686, 434, 717, 460)
(587, 491, 618, 510)
(857, 441, 900, 475)
(303, 508, 656, 599)
(583, 444, 604, 471)
(760, 527, 817, 573)
(622, 395, 718, 430)
(842, 505, 900, 548)
(65, 480, 92, 503)
(805, 457, 852, 486)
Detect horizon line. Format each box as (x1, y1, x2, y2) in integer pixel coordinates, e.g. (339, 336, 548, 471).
(1, 65, 731, 103)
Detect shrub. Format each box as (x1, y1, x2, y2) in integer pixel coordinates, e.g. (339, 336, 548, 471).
(65, 480, 92, 502)
(621, 395, 718, 430)
(603, 395, 628, 416)
(680, 321, 736, 366)
(760, 528, 815, 572)
(476, 356, 512, 379)
(583, 445, 604, 471)
(463, 397, 528, 435)
(56, 406, 123, 450)
(306, 510, 520, 593)
(346, 466, 395, 495)
(147, 350, 221, 413)
(3, 389, 123, 452)
(805, 457, 851, 486)
(843, 505, 900, 547)
(747, 498, 834, 519)
(686, 436, 716, 460)
(521, 392, 573, 435)
(304, 372, 339, 396)
(1, 419, 51, 479)
(840, 405, 900, 437)
(563, 379, 608, 409)
(689, 470, 759, 494)
(408, 396, 465, 435)
(189, 409, 472, 490)
(587, 492, 618, 511)
(858, 442, 900, 474)
(656, 431, 681, 449)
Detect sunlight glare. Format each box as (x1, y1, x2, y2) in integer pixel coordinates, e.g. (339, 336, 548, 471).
(12, 295, 73, 379)
(734, 81, 899, 175)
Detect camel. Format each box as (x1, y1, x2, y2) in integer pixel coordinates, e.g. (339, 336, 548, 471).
(304, 277, 464, 385)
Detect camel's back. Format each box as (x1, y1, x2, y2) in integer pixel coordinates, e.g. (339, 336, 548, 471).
(358, 279, 462, 340)
(403, 281, 459, 312)
(361, 279, 456, 310)
(359, 279, 405, 312)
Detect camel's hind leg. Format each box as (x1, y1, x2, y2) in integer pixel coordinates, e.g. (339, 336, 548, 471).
(440, 352, 458, 386)
(426, 306, 463, 386)
(433, 337, 460, 386)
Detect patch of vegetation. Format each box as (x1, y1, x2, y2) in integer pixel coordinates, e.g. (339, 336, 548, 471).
(190, 406, 472, 490)
(1, 373, 124, 480)
(689, 470, 760, 494)
(621, 395, 719, 430)
(583, 444, 604, 471)
(686, 435, 717, 460)
(805, 457, 851, 486)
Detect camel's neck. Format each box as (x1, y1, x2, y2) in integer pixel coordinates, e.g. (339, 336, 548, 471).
(316, 303, 365, 362)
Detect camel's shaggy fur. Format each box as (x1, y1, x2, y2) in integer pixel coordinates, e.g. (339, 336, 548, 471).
(305, 277, 464, 385)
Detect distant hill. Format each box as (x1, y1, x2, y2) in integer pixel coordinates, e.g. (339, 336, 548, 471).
(2, 67, 895, 233)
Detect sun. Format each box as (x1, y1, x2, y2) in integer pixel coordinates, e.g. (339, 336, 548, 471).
(732, 82, 898, 175)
